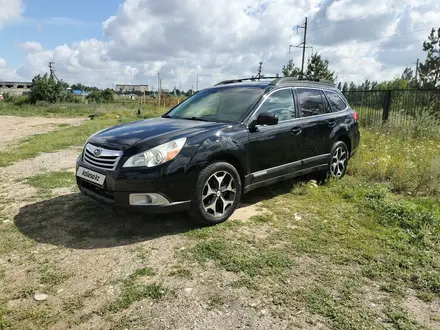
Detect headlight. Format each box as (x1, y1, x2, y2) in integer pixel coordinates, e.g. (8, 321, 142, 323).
(122, 138, 187, 168)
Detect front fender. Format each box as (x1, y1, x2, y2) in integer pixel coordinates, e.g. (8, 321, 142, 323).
(189, 135, 246, 169)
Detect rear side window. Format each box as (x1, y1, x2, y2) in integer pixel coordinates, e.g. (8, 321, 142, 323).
(256, 88, 296, 121)
(325, 91, 347, 112)
(296, 88, 329, 117)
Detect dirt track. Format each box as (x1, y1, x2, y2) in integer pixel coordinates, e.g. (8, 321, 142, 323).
(0, 116, 85, 150)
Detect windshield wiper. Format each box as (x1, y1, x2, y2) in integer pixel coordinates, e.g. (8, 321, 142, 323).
(162, 114, 173, 118)
(180, 116, 212, 122)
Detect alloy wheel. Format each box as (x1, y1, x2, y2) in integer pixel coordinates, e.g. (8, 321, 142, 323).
(202, 171, 237, 217)
(331, 147, 347, 177)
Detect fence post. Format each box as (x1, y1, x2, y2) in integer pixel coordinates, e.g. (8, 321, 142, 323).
(382, 90, 392, 122)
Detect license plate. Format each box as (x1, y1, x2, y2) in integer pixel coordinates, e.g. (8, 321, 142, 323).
(76, 166, 106, 186)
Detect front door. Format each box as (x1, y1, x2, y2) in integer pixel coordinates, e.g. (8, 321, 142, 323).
(246, 88, 304, 185)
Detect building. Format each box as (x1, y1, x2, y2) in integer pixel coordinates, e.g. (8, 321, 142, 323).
(0, 81, 32, 96)
(115, 84, 148, 94)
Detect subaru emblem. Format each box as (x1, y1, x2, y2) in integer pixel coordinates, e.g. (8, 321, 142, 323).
(94, 148, 102, 157)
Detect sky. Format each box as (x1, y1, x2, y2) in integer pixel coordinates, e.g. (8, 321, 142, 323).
(0, 0, 439, 91)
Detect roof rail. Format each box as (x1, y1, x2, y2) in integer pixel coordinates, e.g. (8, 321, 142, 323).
(214, 75, 280, 86)
(270, 77, 335, 86)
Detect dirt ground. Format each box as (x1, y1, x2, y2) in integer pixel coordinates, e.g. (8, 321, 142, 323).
(0, 116, 85, 150)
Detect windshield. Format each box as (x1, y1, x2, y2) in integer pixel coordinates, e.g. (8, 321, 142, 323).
(164, 86, 264, 123)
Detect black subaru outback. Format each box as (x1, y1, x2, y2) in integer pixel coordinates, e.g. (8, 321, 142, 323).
(76, 77, 360, 225)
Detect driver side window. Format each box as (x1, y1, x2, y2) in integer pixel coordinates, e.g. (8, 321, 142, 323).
(256, 88, 296, 122)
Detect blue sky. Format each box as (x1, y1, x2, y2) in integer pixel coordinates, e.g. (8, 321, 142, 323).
(1, 0, 120, 67)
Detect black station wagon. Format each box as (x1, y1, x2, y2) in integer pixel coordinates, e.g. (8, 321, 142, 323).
(76, 77, 360, 224)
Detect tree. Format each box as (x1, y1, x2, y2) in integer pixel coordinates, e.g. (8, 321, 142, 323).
(342, 82, 349, 93)
(418, 28, 440, 88)
(86, 88, 114, 103)
(349, 82, 357, 91)
(401, 67, 414, 81)
(337, 82, 342, 90)
(282, 59, 301, 77)
(29, 73, 64, 103)
(305, 53, 336, 83)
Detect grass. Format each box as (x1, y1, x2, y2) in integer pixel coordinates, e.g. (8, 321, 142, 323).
(0, 100, 168, 118)
(1, 104, 440, 328)
(106, 267, 165, 312)
(38, 263, 71, 286)
(25, 171, 75, 194)
(0, 106, 168, 168)
(179, 131, 440, 329)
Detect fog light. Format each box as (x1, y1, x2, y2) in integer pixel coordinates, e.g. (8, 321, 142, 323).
(129, 193, 170, 206)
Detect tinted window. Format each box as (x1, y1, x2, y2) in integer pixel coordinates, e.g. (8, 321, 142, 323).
(325, 91, 347, 112)
(297, 88, 328, 117)
(256, 89, 296, 121)
(166, 87, 264, 123)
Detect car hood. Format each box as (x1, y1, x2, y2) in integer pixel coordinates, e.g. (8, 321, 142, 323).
(88, 117, 227, 149)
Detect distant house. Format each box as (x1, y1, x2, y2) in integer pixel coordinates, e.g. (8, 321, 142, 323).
(73, 90, 89, 97)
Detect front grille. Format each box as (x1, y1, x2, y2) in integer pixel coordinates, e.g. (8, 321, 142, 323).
(83, 143, 123, 171)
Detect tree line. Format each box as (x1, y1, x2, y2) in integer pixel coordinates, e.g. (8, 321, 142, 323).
(281, 27, 440, 91)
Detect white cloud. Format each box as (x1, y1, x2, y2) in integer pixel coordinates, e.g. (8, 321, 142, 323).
(18, 41, 44, 53)
(0, 58, 6, 69)
(2, 0, 439, 89)
(0, 0, 24, 29)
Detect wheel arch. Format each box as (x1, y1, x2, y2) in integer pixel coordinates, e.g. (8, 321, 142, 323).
(335, 134, 352, 155)
(208, 153, 245, 190)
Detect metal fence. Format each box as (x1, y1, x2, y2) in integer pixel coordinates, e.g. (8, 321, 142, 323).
(342, 89, 440, 127)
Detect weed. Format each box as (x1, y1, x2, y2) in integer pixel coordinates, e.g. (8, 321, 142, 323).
(190, 239, 293, 277)
(130, 267, 156, 278)
(38, 264, 70, 286)
(168, 266, 192, 278)
(26, 171, 75, 193)
(106, 268, 164, 312)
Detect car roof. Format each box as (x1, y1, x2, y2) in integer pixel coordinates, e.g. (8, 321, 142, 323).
(211, 77, 339, 92)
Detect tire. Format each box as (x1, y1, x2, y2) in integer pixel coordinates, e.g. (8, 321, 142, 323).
(328, 140, 349, 179)
(188, 162, 242, 225)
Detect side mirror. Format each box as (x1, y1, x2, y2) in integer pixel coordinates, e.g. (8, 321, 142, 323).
(253, 112, 278, 126)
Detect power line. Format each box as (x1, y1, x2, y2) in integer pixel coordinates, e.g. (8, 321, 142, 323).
(338, 39, 424, 52)
(308, 1, 409, 32)
(341, 28, 431, 45)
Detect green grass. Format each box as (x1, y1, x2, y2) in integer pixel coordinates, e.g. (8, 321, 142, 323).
(106, 267, 165, 312)
(0, 101, 168, 118)
(38, 263, 71, 286)
(25, 171, 75, 193)
(179, 130, 440, 329)
(190, 239, 294, 277)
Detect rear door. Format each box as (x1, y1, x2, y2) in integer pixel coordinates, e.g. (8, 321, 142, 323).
(246, 87, 303, 184)
(293, 87, 334, 167)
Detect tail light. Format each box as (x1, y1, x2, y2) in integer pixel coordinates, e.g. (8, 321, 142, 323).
(352, 111, 359, 122)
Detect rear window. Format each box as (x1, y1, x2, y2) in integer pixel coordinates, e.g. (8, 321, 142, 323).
(325, 91, 347, 112)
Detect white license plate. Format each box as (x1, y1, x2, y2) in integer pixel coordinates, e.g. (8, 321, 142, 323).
(76, 166, 106, 186)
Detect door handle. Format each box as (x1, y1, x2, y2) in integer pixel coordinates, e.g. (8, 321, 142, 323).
(291, 126, 302, 135)
(328, 120, 337, 127)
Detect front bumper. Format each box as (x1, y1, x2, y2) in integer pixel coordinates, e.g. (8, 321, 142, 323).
(75, 157, 196, 214)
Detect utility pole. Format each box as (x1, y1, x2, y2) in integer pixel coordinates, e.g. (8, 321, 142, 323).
(48, 62, 59, 82)
(196, 75, 199, 92)
(299, 17, 308, 79)
(157, 72, 161, 106)
(256, 62, 263, 80)
(289, 17, 310, 79)
(415, 58, 419, 85)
